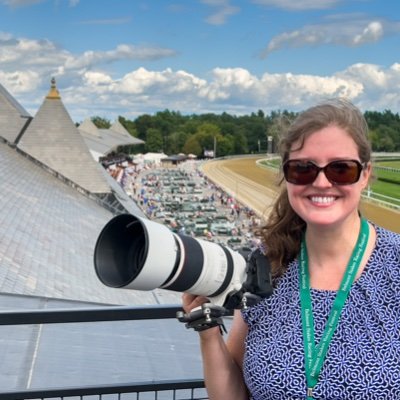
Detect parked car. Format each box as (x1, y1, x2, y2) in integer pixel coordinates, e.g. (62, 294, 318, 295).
(193, 217, 210, 236)
(210, 215, 234, 235)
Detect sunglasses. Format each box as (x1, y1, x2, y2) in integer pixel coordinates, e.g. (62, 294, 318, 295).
(283, 159, 365, 185)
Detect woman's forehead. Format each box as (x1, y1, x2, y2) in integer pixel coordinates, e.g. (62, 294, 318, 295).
(290, 126, 359, 157)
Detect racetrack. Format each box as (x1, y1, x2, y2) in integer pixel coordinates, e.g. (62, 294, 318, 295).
(202, 156, 400, 233)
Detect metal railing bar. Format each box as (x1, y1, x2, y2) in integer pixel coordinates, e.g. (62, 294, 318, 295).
(0, 379, 206, 400)
(0, 304, 182, 326)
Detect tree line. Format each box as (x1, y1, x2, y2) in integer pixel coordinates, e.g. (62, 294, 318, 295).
(89, 108, 400, 157)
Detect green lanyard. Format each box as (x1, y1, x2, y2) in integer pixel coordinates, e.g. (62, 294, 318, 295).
(299, 218, 369, 399)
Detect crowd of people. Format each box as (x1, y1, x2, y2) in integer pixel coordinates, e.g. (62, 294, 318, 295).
(106, 156, 263, 250)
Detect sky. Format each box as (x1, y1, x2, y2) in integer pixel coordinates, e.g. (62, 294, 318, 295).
(0, 0, 399, 123)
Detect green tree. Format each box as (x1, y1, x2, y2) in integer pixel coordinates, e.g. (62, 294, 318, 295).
(217, 134, 235, 156)
(118, 116, 138, 137)
(89, 106, 400, 157)
(233, 130, 248, 154)
(183, 135, 202, 156)
(195, 123, 221, 153)
(134, 114, 154, 141)
(91, 116, 111, 129)
(153, 110, 186, 154)
(169, 130, 190, 154)
(266, 112, 287, 153)
(375, 125, 396, 151)
(145, 128, 163, 152)
(365, 110, 400, 151)
(183, 118, 200, 135)
(368, 129, 380, 151)
(237, 114, 266, 153)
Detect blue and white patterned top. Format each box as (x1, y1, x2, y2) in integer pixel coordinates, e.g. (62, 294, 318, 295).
(242, 225, 400, 400)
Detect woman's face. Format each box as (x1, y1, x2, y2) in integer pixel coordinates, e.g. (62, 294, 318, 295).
(286, 124, 371, 229)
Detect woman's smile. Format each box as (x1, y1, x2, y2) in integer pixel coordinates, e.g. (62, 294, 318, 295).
(308, 195, 337, 206)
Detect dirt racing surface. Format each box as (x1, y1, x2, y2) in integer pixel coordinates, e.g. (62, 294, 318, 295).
(203, 156, 400, 233)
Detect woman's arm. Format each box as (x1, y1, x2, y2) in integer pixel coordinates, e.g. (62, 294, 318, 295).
(183, 294, 249, 400)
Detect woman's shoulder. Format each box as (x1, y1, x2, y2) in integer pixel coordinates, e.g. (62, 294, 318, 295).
(366, 223, 400, 282)
(374, 223, 400, 249)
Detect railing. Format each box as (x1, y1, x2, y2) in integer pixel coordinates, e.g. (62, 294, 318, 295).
(0, 379, 207, 400)
(0, 305, 208, 400)
(362, 191, 400, 210)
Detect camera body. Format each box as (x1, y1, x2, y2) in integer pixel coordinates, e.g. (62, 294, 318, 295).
(94, 213, 272, 310)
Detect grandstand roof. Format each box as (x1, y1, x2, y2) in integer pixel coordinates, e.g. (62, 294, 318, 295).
(0, 78, 169, 305)
(79, 117, 144, 161)
(0, 82, 31, 143)
(17, 79, 111, 194)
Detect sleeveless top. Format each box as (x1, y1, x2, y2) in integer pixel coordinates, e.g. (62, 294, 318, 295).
(242, 225, 400, 399)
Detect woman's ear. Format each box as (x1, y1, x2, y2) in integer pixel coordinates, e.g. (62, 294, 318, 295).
(361, 161, 372, 190)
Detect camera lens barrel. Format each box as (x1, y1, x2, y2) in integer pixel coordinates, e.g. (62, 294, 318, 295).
(94, 214, 246, 303)
(161, 233, 235, 297)
(94, 214, 179, 289)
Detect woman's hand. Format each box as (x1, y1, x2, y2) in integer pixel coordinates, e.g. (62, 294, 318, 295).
(181, 292, 209, 313)
(181, 293, 223, 338)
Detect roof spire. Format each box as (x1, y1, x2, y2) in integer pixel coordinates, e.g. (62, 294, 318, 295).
(46, 77, 61, 99)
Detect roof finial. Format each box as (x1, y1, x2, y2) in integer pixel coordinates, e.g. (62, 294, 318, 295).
(46, 77, 61, 99)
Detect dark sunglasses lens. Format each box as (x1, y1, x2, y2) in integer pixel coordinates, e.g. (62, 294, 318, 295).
(325, 161, 361, 184)
(284, 160, 363, 185)
(284, 161, 317, 185)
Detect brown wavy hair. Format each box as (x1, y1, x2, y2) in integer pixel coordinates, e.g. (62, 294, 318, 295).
(258, 98, 372, 277)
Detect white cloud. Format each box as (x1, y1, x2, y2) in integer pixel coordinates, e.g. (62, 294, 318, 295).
(91, 67, 207, 98)
(1, 32, 399, 121)
(201, 0, 240, 25)
(199, 68, 258, 101)
(0, 69, 41, 93)
(114, 68, 170, 94)
(260, 17, 398, 57)
(199, 67, 364, 107)
(0, 34, 177, 75)
(0, 31, 13, 40)
(0, 36, 67, 68)
(341, 63, 388, 89)
(352, 21, 383, 45)
(63, 44, 177, 70)
(336, 63, 400, 111)
(57, 62, 400, 121)
(82, 71, 113, 86)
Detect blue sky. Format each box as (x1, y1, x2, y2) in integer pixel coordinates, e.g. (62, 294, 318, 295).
(0, 0, 399, 122)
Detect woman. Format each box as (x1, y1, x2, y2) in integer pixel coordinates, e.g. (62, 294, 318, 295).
(183, 98, 400, 399)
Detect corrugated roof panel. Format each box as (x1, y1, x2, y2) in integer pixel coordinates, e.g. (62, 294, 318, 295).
(0, 82, 31, 143)
(0, 141, 168, 305)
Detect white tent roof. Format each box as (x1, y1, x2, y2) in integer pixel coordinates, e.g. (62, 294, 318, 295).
(142, 152, 168, 161)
